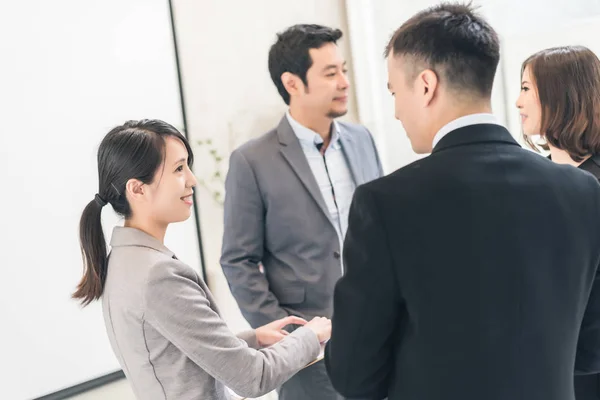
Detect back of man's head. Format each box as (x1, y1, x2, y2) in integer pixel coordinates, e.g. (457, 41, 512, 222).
(386, 2, 500, 99)
(384, 3, 500, 153)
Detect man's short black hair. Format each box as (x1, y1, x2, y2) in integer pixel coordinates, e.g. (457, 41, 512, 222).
(268, 24, 343, 105)
(385, 2, 500, 97)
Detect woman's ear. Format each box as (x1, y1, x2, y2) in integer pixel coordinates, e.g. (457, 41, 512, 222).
(125, 178, 145, 202)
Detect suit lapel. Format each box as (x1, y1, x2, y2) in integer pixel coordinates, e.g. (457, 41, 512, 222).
(338, 127, 364, 185)
(277, 117, 334, 226)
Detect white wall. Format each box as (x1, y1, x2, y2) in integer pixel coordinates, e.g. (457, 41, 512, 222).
(0, 1, 201, 399)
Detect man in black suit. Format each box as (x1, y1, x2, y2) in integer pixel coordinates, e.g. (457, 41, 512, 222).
(325, 3, 600, 400)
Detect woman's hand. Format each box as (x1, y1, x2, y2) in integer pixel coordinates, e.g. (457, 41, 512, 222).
(304, 316, 331, 343)
(255, 315, 308, 347)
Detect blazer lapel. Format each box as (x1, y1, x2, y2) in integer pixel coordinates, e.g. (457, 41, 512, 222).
(277, 117, 334, 226)
(338, 127, 365, 185)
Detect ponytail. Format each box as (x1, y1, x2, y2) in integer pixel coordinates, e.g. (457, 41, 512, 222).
(72, 119, 194, 305)
(73, 196, 108, 306)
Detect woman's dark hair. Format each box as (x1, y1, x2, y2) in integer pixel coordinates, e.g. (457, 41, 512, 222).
(73, 119, 194, 306)
(522, 46, 600, 161)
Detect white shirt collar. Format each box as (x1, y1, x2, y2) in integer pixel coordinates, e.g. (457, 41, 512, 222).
(286, 111, 341, 148)
(432, 113, 501, 149)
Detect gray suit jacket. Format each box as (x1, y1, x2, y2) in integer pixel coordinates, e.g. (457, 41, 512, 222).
(221, 116, 384, 328)
(102, 226, 320, 400)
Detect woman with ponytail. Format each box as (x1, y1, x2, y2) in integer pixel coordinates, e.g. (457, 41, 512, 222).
(73, 119, 331, 400)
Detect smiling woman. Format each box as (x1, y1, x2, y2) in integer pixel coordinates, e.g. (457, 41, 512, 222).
(74, 120, 196, 306)
(71, 120, 330, 400)
(516, 46, 600, 163)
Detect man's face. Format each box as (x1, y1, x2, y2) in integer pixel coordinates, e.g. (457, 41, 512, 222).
(387, 55, 431, 153)
(298, 42, 350, 119)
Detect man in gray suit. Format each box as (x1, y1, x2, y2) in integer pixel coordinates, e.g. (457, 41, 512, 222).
(221, 24, 383, 400)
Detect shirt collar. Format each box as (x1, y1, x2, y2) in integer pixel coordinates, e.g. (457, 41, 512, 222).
(286, 111, 341, 149)
(432, 113, 501, 149)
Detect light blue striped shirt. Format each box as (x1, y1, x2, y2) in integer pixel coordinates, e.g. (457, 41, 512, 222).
(286, 112, 356, 271)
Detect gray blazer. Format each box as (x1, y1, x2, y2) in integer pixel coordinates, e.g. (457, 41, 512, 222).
(102, 226, 320, 400)
(221, 116, 384, 328)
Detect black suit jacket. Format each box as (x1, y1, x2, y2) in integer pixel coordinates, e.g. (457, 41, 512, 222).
(325, 124, 600, 400)
(580, 154, 600, 181)
(576, 154, 600, 400)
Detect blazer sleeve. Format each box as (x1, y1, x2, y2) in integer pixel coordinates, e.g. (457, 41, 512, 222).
(366, 127, 385, 177)
(143, 259, 321, 398)
(325, 184, 404, 399)
(236, 330, 259, 349)
(220, 148, 289, 327)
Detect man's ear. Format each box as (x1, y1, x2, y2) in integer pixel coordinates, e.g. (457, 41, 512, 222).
(418, 69, 439, 107)
(281, 72, 304, 99)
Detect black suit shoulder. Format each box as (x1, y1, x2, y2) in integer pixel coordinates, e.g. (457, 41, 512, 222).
(368, 143, 595, 192)
(357, 156, 427, 194)
(580, 154, 600, 181)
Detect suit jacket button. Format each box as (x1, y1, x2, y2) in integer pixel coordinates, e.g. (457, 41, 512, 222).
(333, 251, 340, 259)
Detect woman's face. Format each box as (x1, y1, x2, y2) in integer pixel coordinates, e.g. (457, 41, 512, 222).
(141, 136, 197, 226)
(516, 65, 543, 136)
